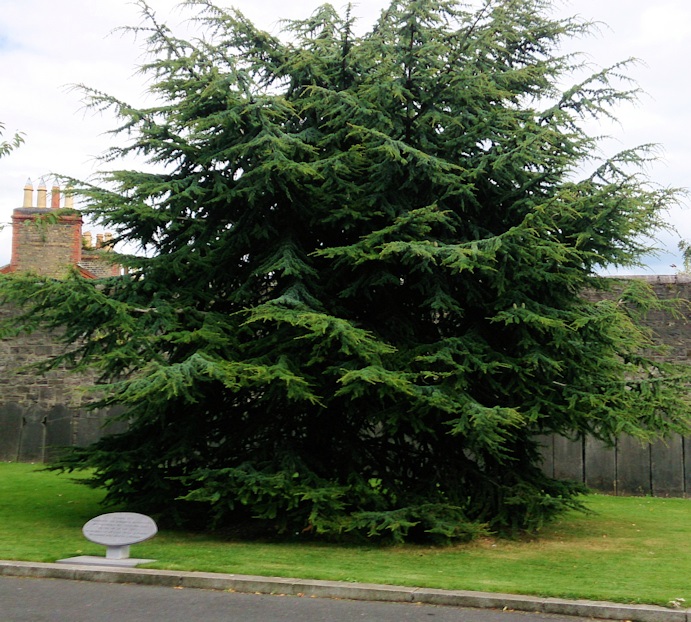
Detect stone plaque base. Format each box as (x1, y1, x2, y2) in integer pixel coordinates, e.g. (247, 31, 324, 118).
(56, 556, 156, 568)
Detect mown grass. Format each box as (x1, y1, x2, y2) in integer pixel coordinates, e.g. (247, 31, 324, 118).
(1, 462, 689, 607)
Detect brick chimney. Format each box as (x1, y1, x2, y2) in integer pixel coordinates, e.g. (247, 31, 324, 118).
(4, 178, 83, 278)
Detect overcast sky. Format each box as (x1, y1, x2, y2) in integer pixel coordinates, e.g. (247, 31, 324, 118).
(0, 0, 689, 273)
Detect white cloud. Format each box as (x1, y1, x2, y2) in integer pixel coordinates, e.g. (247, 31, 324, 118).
(638, 3, 691, 46)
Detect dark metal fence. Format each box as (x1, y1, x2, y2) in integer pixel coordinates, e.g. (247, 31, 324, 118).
(2, 401, 689, 498)
(0, 403, 125, 463)
(538, 433, 691, 497)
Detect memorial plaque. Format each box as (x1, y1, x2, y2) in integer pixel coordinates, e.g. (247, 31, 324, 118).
(83, 512, 157, 547)
(59, 512, 158, 567)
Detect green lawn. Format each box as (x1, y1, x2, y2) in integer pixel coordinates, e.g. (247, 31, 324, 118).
(1, 462, 689, 607)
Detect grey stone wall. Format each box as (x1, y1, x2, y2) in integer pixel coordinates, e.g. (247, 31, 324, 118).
(0, 305, 125, 462)
(592, 275, 691, 364)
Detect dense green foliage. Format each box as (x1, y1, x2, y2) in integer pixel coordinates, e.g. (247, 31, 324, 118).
(1, 0, 689, 542)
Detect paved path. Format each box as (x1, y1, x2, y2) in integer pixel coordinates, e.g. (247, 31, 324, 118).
(1, 575, 594, 622)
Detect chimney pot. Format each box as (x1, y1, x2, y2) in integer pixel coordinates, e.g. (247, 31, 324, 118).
(37, 179, 47, 209)
(51, 182, 61, 209)
(23, 178, 33, 208)
(64, 186, 74, 209)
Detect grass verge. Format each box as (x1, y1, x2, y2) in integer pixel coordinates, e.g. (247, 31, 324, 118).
(1, 462, 689, 607)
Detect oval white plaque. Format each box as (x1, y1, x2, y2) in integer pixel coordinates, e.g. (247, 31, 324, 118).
(82, 512, 158, 547)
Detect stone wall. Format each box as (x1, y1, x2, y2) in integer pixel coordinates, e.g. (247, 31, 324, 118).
(635, 276, 691, 363)
(0, 305, 124, 462)
(590, 275, 691, 363)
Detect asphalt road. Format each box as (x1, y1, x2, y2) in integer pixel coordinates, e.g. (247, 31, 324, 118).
(1, 576, 595, 622)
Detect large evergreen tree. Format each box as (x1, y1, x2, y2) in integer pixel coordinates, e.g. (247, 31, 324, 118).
(2, 0, 689, 542)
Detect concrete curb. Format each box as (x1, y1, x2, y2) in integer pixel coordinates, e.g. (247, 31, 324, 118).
(1, 560, 688, 622)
